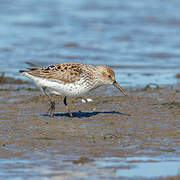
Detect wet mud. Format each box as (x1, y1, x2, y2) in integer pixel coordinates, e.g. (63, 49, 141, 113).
(0, 83, 179, 179)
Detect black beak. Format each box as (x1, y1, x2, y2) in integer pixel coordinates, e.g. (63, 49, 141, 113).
(113, 81, 127, 96)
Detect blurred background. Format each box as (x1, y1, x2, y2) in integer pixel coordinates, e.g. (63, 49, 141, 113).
(0, 0, 180, 86)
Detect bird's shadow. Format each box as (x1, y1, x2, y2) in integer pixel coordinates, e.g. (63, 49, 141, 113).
(41, 111, 131, 118)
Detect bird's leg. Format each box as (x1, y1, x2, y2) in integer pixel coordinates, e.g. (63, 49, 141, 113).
(63, 96, 73, 117)
(42, 87, 55, 117)
(47, 101, 56, 117)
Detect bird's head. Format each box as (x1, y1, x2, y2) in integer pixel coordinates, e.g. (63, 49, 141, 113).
(96, 65, 127, 96)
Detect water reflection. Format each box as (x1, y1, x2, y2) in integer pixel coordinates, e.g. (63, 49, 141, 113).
(0, 156, 179, 179)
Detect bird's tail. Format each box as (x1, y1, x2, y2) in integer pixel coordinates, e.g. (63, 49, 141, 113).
(19, 67, 38, 74)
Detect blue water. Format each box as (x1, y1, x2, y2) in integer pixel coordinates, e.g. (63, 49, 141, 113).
(0, 155, 180, 179)
(97, 156, 180, 178)
(0, 0, 180, 86)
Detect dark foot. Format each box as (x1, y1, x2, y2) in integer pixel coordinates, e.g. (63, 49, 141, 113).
(47, 101, 55, 117)
(64, 96, 73, 118)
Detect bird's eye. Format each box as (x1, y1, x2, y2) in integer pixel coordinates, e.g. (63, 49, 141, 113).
(108, 75, 111, 78)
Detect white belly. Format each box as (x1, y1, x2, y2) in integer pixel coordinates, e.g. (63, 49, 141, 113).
(22, 72, 91, 96)
(44, 80, 89, 96)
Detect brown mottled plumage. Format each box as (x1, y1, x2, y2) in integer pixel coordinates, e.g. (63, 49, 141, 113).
(20, 62, 127, 117)
(26, 63, 83, 83)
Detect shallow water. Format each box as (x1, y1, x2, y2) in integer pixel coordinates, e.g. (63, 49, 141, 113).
(0, 154, 180, 179)
(0, 0, 180, 86)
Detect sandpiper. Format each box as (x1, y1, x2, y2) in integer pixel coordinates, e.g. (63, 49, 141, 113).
(20, 62, 127, 117)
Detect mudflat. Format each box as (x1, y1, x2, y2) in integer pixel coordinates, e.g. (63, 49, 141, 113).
(0, 79, 180, 179)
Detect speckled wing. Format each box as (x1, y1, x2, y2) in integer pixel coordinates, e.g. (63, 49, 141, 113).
(26, 63, 83, 83)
